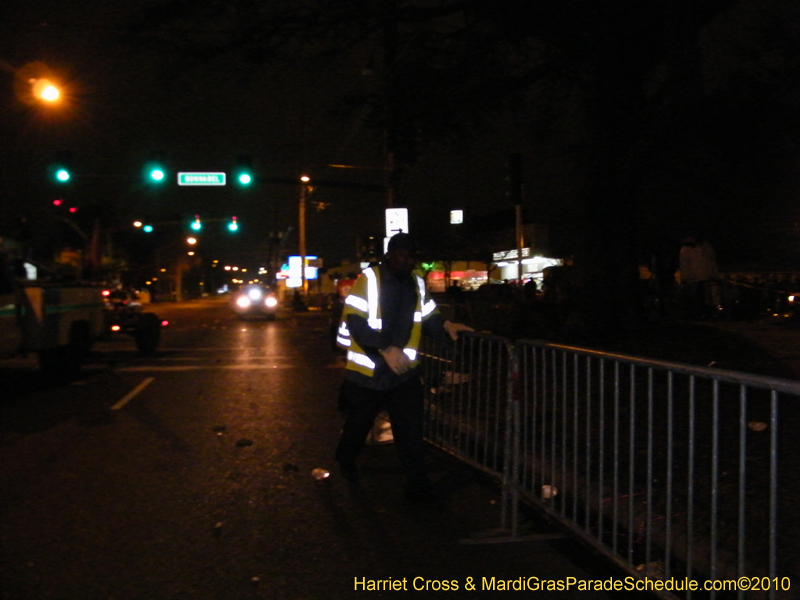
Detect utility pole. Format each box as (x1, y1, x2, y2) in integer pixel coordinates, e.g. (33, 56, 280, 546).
(299, 176, 310, 296)
(382, 0, 398, 208)
(508, 154, 524, 284)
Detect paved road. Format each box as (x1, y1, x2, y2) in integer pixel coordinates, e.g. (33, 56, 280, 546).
(1, 299, 653, 599)
(705, 316, 800, 380)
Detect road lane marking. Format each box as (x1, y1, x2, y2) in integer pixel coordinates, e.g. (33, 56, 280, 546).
(111, 377, 155, 410)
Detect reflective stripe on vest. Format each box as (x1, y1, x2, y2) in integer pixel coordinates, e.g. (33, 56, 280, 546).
(363, 268, 382, 330)
(336, 321, 352, 347)
(344, 294, 368, 313)
(417, 275, 437, 318)
(339, 267, 434, 377)
(347, 349, 375, 370)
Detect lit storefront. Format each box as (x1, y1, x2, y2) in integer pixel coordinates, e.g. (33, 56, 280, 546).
(425, 261, 489, 292)
(492, 248, 562, 286)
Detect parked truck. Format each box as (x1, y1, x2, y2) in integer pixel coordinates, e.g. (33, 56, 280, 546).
(1, 253, 106, 375)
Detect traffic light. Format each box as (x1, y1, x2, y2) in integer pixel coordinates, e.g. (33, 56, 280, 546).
(228, 216, 239, 232)
(50, 150, 73, 184)
(134, 219, 154, 233)
(191, 215, 202, 231)
(52, 198, 78, 212)
(234, 155, 253, 187)
(143, 152, 167, 184)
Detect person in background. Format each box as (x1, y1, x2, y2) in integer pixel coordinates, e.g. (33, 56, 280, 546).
(678, 233, 719, 319)
(334, 233, 472, 504)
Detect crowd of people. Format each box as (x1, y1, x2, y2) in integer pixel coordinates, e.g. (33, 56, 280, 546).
(646, 234, 798, 321)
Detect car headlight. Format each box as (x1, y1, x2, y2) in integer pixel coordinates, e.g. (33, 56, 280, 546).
(264, 296, 278, 308)
(247, 288, 263, 301)
(236, 296, 252, 308)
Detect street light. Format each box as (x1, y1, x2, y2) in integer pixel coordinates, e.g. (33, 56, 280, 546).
(299, 175, 311, 296)
(31, 78, 60, 102)
(4, 60, 65, 107)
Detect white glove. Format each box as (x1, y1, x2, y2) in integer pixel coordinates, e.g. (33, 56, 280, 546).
(444, 320, 474, 341)
(379, 346, 412, 375)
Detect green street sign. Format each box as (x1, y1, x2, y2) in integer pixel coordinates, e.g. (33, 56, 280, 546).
(177, 172, 226, 186)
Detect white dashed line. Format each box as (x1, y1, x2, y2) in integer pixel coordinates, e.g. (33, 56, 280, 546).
(111, 377, 155, 410)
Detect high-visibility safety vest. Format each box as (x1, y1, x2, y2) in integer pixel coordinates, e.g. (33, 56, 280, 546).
(336, 266, 439, 377)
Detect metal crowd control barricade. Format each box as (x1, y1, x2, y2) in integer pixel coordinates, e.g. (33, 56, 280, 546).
(421, 333, 800, 599)
(513, 340, 799, 599)
(420, 332, 519, 536)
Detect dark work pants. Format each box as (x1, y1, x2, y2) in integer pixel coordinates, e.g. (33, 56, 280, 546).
(335, 376, 430, 492)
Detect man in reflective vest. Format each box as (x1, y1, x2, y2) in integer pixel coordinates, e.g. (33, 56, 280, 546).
(334, 233, 472, 503)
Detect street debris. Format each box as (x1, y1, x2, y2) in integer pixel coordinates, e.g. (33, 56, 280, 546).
(747, 421, 768, 432)
(636, 561, 666, 580)
(311, 468, 330, 480)
(235, 438, 254, 447)
(541, 484, 558, 499)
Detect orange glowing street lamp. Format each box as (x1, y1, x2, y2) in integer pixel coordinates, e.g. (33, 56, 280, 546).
(2, 59, 66, 108)
(30, 77, 60, 102)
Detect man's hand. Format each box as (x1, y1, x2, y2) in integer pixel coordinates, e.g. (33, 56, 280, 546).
(379, 346, 412, 375)
(444, 320, 474, 341)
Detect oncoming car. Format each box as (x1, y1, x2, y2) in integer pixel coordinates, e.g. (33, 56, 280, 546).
(231, 285, 279, 320)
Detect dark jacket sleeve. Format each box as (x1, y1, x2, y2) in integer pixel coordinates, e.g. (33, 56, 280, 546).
(346, 313, 390, 352)
(422, 313, 451, 343)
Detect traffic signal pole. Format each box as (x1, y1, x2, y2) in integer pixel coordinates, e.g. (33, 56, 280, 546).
(299, 178, 309, 297)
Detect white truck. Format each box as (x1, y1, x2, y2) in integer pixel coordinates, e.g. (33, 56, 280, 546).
(0, 257, 106, 375)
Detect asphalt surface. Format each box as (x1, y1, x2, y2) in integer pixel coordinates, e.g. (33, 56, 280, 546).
(0, 300, 660, 600)
(704, 316, 800, 380)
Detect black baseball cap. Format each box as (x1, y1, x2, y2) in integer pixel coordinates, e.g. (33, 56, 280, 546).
(387, 233, 418, 254)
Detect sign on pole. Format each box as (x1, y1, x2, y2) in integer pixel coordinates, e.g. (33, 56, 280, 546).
(384, 208, 409, 255)
(178, 172, 227, 186)
(385, 208, 409, 238)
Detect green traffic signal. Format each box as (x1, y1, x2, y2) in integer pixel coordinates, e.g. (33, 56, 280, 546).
(234, 154, 253, 187)
(191, 215, 202, 231)
(144, 152, 167, 184)
(228, 216, 238, 232)
(51, 150, 73, 184)
(143, 224, 154, 233)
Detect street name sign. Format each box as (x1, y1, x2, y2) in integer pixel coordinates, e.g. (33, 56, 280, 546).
(178, 172, 226, 186)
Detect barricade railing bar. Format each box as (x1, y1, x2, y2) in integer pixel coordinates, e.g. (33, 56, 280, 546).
(420, 333, 517, 532)
(420, 333, 800, 600)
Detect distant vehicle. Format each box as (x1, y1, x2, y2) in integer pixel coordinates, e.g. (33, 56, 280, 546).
(786, 292, 799, 320)
(102, 288, 165, 355)
(230, 285, 279, 320)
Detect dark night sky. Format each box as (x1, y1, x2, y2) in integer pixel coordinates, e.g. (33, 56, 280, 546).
(0, 1, 518, 266)
(1, 0, 798, 271)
